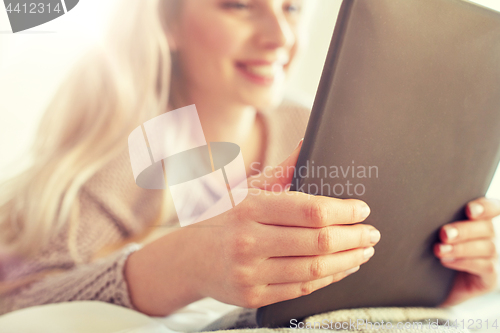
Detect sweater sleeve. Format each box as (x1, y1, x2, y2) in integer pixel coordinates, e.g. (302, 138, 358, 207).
(0, 243, 142, 315)
(0, 148, 166, 315)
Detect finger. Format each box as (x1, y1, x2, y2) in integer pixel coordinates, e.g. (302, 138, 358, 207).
(434, 239, 497, 260)
(244, 189, 370, 227)
(439, 220, 495, 244)
(260, 269, 359, 306)
(248, 139, 303, 190)
(466, 197, 500, 220)
(257, 247, 374, 284)
(256, 223, 380, 257)
(439, 258, 499, 277)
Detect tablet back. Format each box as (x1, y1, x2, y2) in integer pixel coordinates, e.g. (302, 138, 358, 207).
(258, 0, 500, 327)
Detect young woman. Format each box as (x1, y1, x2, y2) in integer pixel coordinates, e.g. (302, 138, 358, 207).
(0, 0, 498, 328)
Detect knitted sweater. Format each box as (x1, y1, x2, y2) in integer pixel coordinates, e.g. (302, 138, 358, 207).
(0, 99, 311, 315)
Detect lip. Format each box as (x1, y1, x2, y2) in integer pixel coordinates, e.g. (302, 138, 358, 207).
(235, 60, 284, 86)
(239, 59, 279, 65)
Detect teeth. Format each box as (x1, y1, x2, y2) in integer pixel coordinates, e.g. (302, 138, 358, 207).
(244, 64, 281, 77)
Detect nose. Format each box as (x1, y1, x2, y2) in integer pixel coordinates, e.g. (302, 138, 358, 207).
(256, 9, 296, 53)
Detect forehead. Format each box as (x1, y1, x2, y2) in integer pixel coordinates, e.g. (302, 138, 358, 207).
(181, 0, 305, 10)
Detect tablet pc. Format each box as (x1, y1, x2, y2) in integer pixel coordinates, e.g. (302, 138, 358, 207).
(257, 0, 500, 327)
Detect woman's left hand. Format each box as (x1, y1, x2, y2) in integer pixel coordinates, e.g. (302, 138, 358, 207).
(435, 197, 500, 307)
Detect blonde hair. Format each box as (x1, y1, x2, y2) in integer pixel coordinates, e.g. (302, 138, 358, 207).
(0, 0, 179, 257)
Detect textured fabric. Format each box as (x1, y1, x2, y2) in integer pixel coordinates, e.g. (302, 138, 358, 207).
(203, 307, 467, 333)
(0, 244, 142, 314)
(0, 98, 311, 315)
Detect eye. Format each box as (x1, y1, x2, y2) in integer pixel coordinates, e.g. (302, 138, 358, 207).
(284, 2, 301, 14)
(221, 1, 252, 10)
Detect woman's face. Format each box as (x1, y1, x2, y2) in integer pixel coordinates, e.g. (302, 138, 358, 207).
(169, 0, 304, 109)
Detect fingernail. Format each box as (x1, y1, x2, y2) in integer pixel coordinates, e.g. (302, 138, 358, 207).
(444, 227, 458, 241)
(295, 138, 304, 149)
(370, 229, 381, 244)
(364, 247, 375, 259)
(439, 244, 453, 253)
(359, 204, 371, 220)
(345, 266, 360, 275)
(468, 202, 484, 218)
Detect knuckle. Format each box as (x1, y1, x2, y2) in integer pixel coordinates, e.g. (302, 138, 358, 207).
(230, 204, 247, 222)
(235, 195, 260, 222)
(300, 281, 316, 296)
(231, 234, 257, 258)
(229, 266, 254, 288)
(309, 257, 327, 279)
(240, 287, 262, 308)
(348, 203, 358, 222)
(317, 227, 336, 253)
(307, 199, 328, 226)
(325, 275, 337, 287)
(333, 200, 358, 223)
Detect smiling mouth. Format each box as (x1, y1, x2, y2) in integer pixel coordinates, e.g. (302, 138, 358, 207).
(235, 62, 283, 85)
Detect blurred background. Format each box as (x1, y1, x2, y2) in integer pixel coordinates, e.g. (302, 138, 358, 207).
(1, 0, 500, 201)
(2, 1, 500, 327)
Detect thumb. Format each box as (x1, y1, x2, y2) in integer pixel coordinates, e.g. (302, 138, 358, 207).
(249, 138, 304, 191)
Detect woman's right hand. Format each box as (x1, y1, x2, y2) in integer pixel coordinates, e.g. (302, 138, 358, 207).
(125, 142, 380, 316)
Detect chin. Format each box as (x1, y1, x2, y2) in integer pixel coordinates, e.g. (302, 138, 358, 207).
(243, 87, 286, 110)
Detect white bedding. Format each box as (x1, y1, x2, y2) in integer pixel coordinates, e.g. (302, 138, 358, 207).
(0, 297, 239, 333)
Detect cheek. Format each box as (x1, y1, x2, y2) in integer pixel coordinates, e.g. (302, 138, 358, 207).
(181, 13, 246, 62)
